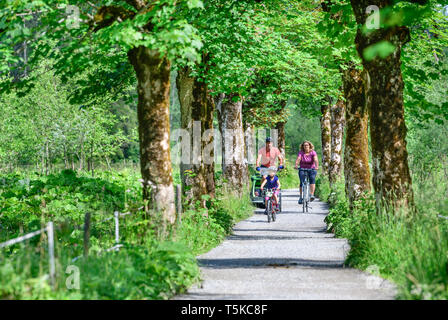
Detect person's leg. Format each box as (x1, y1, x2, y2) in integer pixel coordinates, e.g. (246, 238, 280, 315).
(298, 170, 305, 203)
(273, 193, 279, 207)
(309, 170, 317, 201)
(264, 193, 269, 213)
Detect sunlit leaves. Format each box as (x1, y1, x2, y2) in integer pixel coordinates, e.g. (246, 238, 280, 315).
(363, 40, 396, 61)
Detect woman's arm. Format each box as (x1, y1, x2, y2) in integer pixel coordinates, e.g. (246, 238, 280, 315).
(294, 155, 302, 169)
(314, 154, 319, 170)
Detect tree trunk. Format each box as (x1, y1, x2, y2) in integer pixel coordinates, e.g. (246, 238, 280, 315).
(321, 101, 331, 176)
(128, 46, 176, 225)
(217, 93, 248, 192)
(63, 144, 69, 169)
(329, 98, 345, 186)
(351, 0, 414, 210)
(244, 124, 256, 166)
(276, 121, 286, 159)
(342, 66, 371, 206)
(45, 141, 49, 175)
(177, 65, 215, 208)
(204, 93, 216, 196)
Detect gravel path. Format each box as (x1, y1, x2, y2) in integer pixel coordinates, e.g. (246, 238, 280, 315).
(174, 189, 396, 300)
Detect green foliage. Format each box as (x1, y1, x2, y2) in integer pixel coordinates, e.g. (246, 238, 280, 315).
(276, 156, 299, 190)
(363, 41, 396, 61)
(0, 62, 132, 169)
(285, 104, 322, 158)
(323, 167, 448, 300)
(176, 192, 254, 255)
(0, 168, 254, 299)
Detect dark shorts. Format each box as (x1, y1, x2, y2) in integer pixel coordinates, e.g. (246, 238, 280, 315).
(298, 168, 317, 187)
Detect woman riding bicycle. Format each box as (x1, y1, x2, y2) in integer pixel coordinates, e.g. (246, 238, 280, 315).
(294, 141, 319, 204)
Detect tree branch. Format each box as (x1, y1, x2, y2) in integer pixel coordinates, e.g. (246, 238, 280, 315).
(91, 6, 135, 32)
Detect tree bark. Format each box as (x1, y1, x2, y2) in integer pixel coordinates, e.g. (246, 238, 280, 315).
(276, 121, 286, 159)
(217, 93, 249, 192)
(350, 0, 414, 210)
(321, 100, 332, 176)
(128, 46, 176, 225)
(342, 66, 371, 206)
(244, 123, 256, 166)
(177, 65, 215, 208)
(329, 99, 345, 185)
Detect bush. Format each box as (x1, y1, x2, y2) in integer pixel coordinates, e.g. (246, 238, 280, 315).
(0, 169, 255, 299)
(323, 170, 448, 300)
(176, 192, 254, 255)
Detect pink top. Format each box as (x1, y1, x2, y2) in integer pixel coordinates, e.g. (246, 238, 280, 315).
(298, 150, 317, 169)
(258, 146, 281, 167)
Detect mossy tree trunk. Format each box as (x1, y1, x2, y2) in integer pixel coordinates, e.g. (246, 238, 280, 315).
(329, 98, 345, 186)
(177, 66, 215, 208)
(244, 122, 256, 167)
(342, 66, 371, 207)
(276, 121, 286, 159)
(217, 93, 249, 192)
(128, 46, 176, 225)
(351, 0, 414, 210)
(321, 100, 332, 176)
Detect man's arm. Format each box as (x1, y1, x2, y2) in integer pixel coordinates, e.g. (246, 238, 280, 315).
(277, 150, 284, 166)
(256, 153, 262, 167)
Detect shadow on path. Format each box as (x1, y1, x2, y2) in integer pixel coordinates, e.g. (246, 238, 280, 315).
(198, 257, 345, 269)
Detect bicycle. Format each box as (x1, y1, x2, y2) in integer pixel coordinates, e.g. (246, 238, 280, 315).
(263, 188, 280, 223)
(251, 166, 283, 211)
(298, 168, 314, 213)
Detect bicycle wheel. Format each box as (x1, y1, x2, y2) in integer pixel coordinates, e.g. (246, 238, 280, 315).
(272, 199, 276, 222)
(302, 183, 307, 213)
(302, 190, 305, 213)
(267, 200, 272, 223)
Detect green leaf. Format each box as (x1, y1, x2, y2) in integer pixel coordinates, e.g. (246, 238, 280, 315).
(363, 41, 396, 61)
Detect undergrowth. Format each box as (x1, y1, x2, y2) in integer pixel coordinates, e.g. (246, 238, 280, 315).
(317, 171, 448, 300)
(0, 168, 254, 299)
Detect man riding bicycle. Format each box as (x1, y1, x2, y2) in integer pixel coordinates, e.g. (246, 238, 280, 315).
(256, 137, 284, 178)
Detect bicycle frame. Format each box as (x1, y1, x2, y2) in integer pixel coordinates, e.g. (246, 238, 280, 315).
(299, 168, 313, 213)
(264, 188, 278, 222)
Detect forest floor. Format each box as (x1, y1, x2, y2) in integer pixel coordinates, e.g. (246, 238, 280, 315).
(174, 189, 397, 300)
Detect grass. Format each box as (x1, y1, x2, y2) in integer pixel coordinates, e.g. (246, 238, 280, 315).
(276, 155, 300, 189)
(317, 168, 448, 300)
(0, 168, 254, 299)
